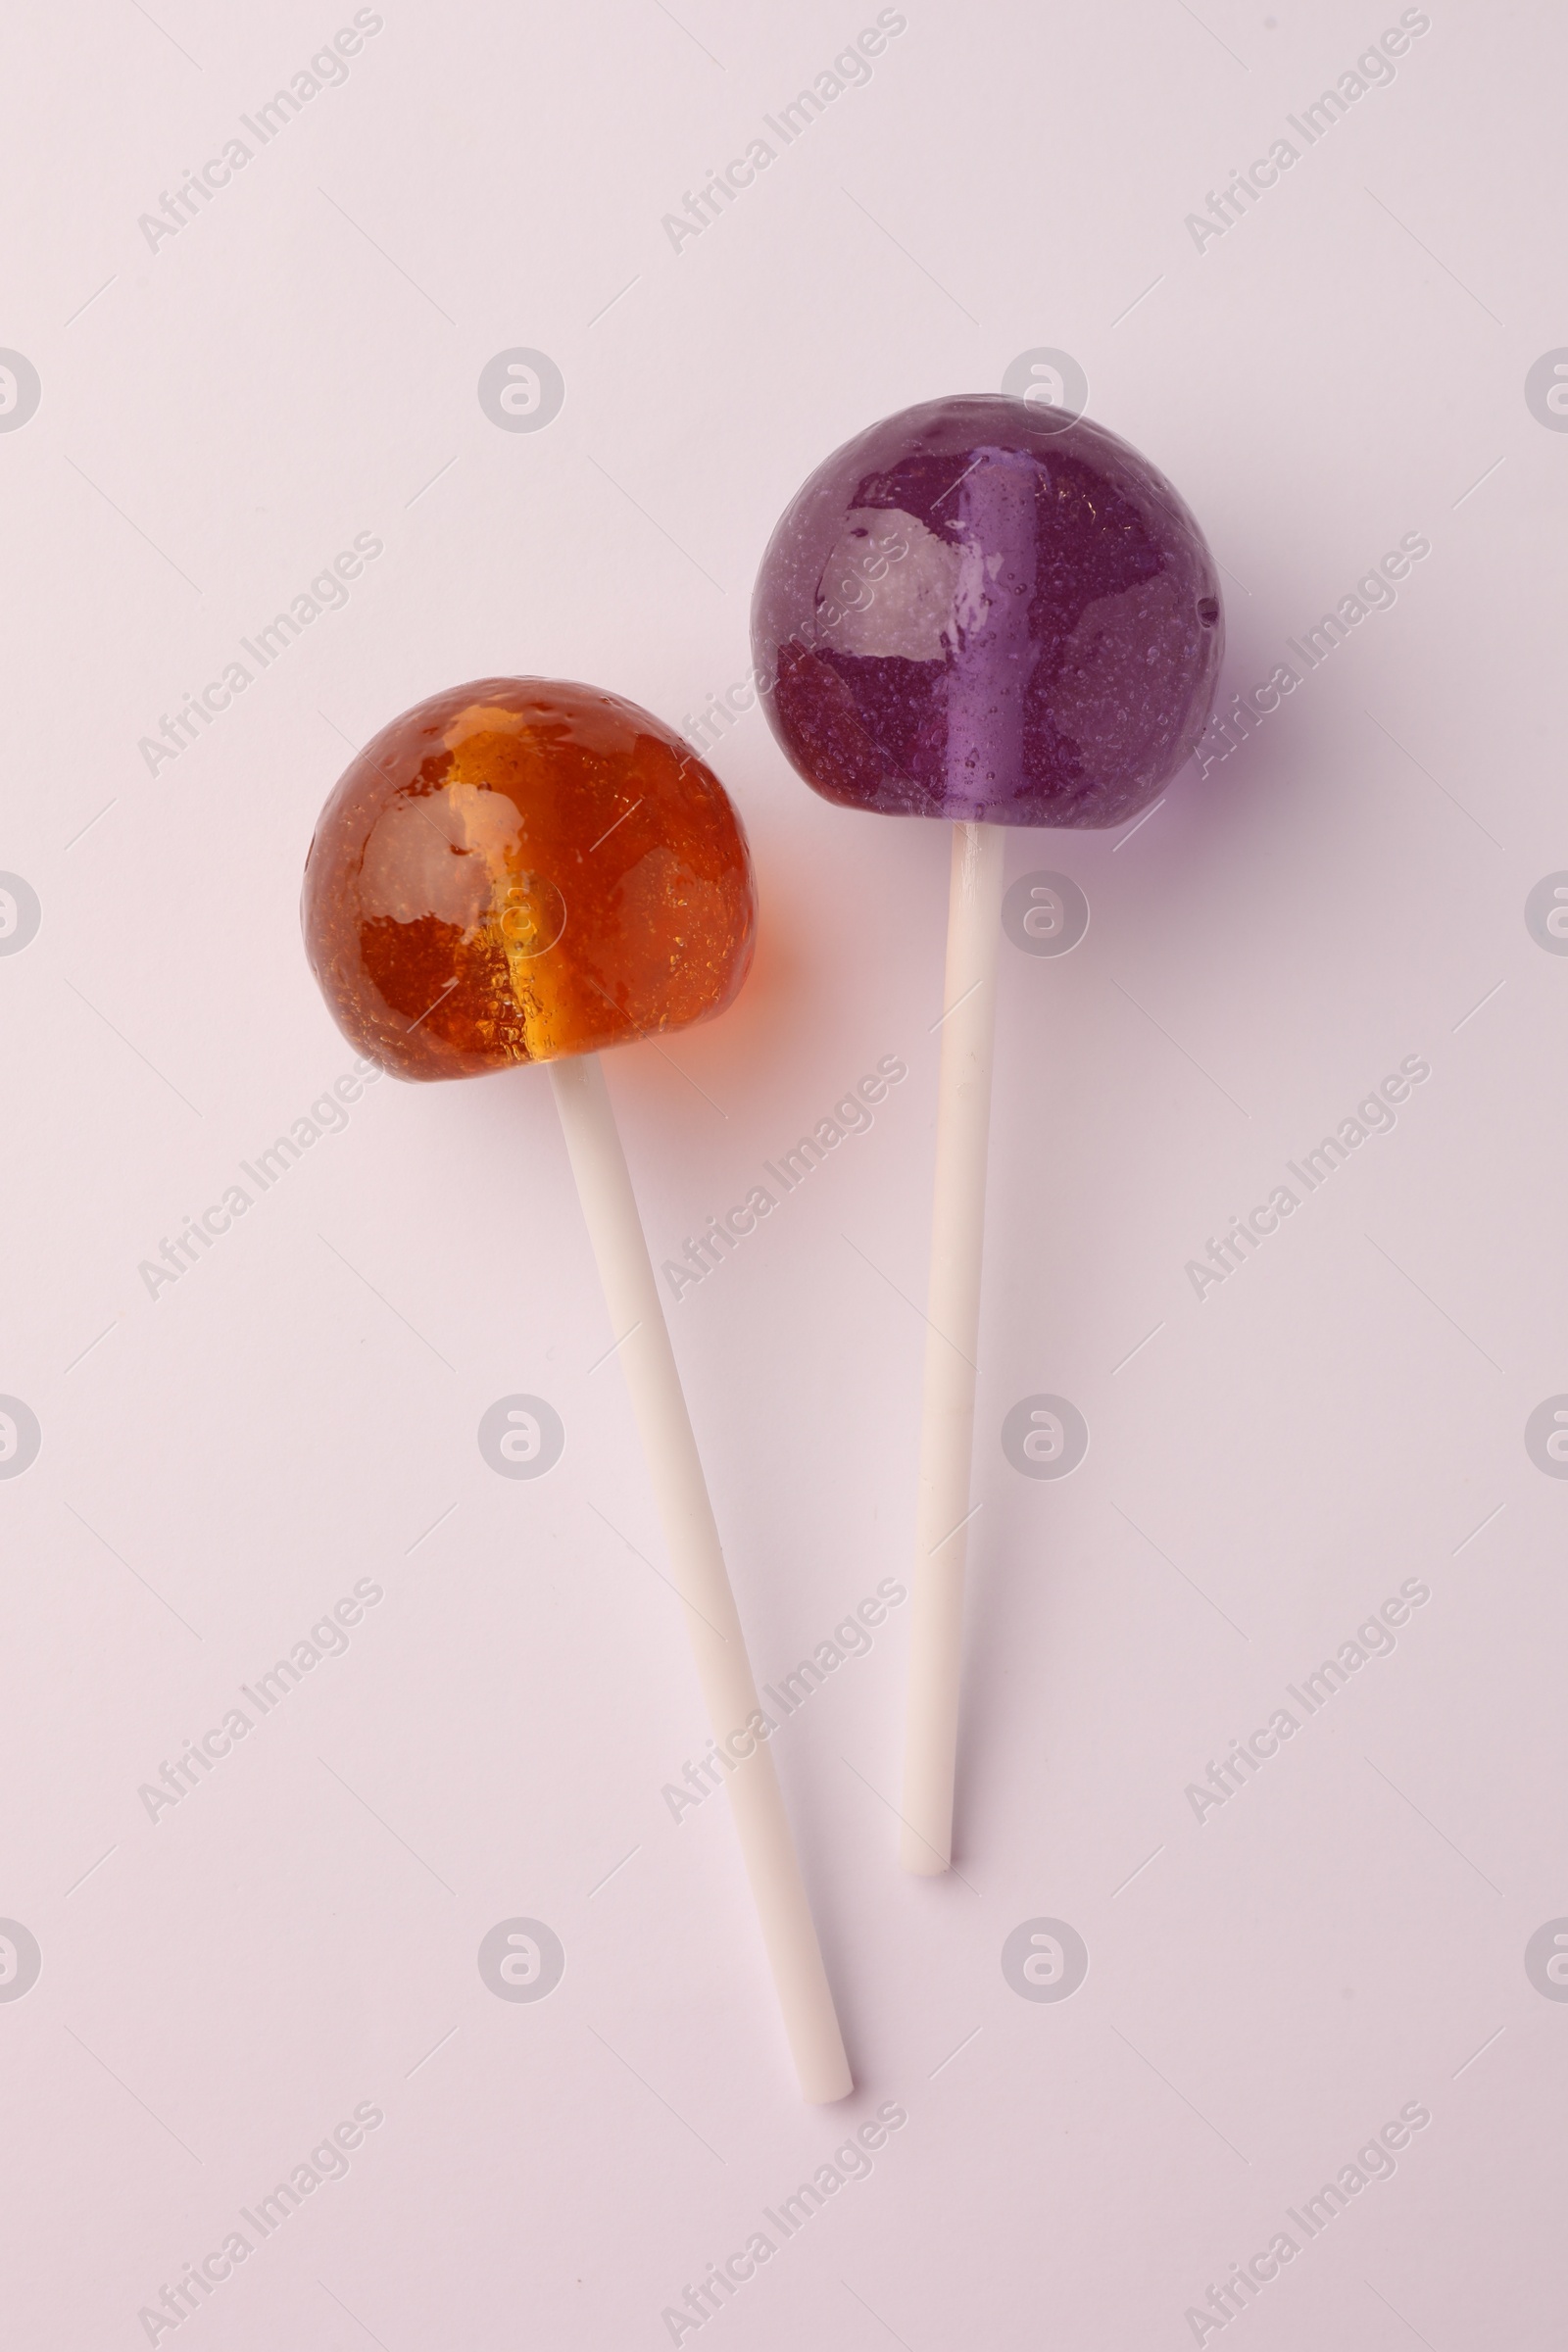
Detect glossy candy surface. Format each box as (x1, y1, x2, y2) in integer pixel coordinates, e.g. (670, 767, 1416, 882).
(303, 677, 756, 1080)
(751, 395, 1223, 829)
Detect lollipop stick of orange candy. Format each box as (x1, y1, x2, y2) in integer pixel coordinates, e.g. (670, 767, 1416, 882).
(551, 1052, 852, 2097)
(753, 400, 1224, 1873)
(303, 678, 851, 2102)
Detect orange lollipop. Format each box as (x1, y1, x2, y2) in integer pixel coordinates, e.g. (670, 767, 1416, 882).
(304, 677, 851, 2103)
(304, 676, 755, 1075)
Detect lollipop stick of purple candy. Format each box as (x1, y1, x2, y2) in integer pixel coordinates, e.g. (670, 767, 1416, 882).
(752, 397, 1224, 1872)
(906, 815, 1004, 1870)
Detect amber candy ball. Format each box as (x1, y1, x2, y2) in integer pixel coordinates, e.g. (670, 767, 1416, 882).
(302, 678, 757, 1080)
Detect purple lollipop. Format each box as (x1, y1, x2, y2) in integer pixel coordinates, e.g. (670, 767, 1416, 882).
(751, 395, 1223, 1873)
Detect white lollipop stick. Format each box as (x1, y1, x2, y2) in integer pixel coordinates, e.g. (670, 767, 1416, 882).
(550, 1051, 853, 2103)
(900, 820, 1004, 1872)
(901, 447, 1033, 1874)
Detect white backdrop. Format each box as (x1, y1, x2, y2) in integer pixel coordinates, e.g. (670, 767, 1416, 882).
(3, 1, 1566, 2344)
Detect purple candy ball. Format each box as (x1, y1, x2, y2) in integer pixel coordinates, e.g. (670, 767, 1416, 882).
(751, 395, 1224, 829)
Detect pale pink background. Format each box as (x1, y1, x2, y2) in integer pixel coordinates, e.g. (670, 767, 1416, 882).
(2, 0, 1565, 2344)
